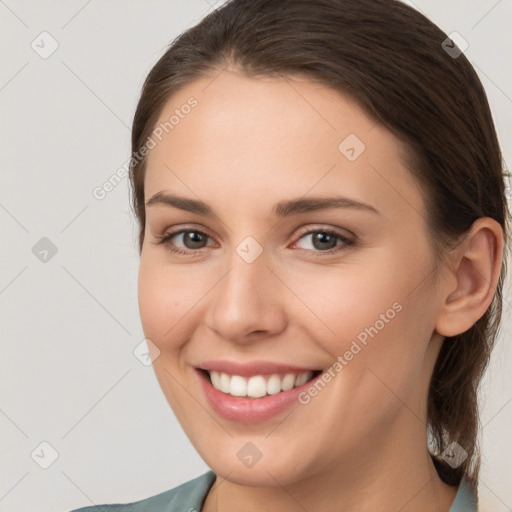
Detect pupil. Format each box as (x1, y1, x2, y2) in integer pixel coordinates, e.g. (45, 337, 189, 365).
(313, 232, 336, 250)
(185, 232, 206, 249)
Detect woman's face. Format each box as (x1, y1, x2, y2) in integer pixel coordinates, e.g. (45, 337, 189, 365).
(138, 69, 447, 486)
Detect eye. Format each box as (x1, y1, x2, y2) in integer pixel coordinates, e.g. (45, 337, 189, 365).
(291, 228, 354, 255)
(153, 228, 214, 255)
(153, 226, 354, 257)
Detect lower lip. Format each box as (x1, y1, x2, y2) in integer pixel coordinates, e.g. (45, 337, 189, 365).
(197, 369, 318, 423)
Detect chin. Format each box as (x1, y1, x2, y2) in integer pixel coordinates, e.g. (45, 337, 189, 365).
(198, 442, 314, 488)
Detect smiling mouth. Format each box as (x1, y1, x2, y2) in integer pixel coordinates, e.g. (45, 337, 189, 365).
(199, 369, 323, 399)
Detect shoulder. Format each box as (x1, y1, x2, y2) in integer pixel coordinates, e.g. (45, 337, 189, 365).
(69, 470, 216, 512)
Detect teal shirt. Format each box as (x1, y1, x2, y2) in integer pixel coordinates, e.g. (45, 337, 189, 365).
(70, 470, 477, 511)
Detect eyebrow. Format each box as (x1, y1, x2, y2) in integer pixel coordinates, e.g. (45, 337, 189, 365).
(145, 191, 380, 217)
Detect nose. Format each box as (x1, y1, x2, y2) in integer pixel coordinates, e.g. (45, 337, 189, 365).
(204, 247, 288, 344)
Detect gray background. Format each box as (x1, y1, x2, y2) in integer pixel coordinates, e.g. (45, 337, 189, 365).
(0, 1, 510, 511)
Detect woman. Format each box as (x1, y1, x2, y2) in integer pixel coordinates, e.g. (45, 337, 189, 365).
(71, 0, 509, 510)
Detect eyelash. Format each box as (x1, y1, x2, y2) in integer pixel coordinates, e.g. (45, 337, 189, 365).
(153, 227, 354, 258)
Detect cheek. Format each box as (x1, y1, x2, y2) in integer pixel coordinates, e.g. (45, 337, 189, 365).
(286, 260, 397, 334)
(287, 251, 436, 372)
(137, 259, 204, 418)
(137, 258, 202, 346)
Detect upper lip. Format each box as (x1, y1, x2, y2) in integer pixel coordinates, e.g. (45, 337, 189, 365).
(197, 360, 322, 377)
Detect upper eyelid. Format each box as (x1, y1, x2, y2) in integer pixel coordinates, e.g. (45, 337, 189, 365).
(161, 224, 352, 237)
(155, 228, 215, 246)
(294, 225, 354, 240)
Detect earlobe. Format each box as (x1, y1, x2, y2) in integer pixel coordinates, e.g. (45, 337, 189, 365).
(435, 217, 504, 338)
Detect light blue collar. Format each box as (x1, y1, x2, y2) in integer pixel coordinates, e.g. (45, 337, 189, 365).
(449, 476, 478, 511)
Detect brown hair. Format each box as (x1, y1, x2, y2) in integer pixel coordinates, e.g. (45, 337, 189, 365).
(129, 0, 510, 492)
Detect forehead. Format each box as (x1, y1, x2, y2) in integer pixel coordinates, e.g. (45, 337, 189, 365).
(144, 69, 425, 221)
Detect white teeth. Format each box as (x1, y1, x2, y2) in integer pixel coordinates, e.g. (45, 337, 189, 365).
(281, 373, 296, 391)
(219, 372, 231, 393)
(294, 371, 310, 387)
(266, 374, 282, 395)
(210, 371, 221, 390)
(247, 375, 267, 398)
(230, 375, 247, 396)
(207, 370, 315, 397)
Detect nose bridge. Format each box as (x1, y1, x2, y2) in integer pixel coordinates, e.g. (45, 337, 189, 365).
(226, 252, 266, 303)
(206, 241, 286, 341)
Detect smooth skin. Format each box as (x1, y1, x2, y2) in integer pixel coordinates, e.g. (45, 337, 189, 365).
(137, 68, 503, 512)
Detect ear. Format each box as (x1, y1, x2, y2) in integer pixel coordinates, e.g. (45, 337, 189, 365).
(435, 217, 504, 338)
